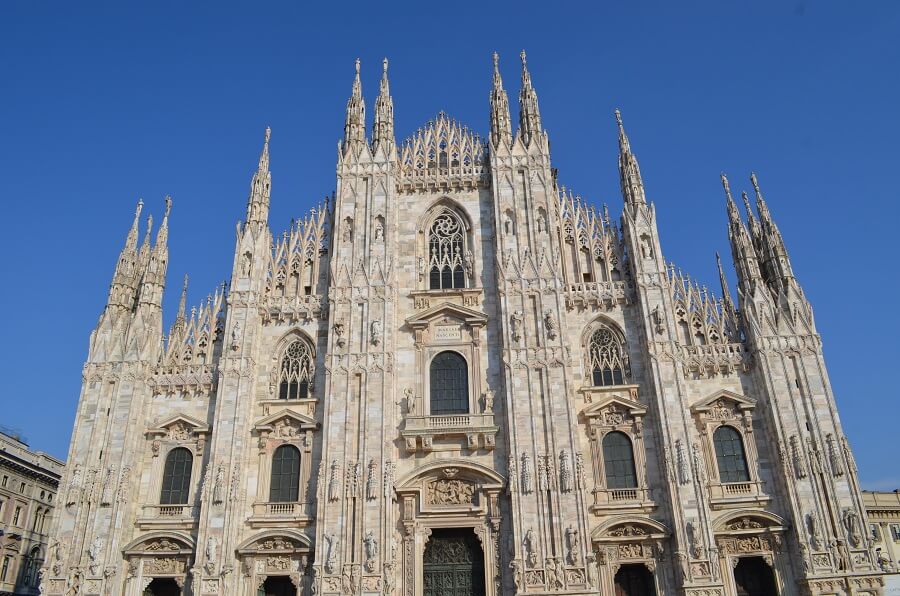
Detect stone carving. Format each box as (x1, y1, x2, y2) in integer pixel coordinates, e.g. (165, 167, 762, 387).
(482, 389, 494, 413)
(464, 250, 474, 281)
(726, 518, 762, 531)
(510, 559, 524, 591)
(507, 454, 517, 494)
(575, 452, 586, 489)
(329, 460, 341, 502)
(609, 524, 646, 537)
(366, 459, 378, 501)
(145, 557, 184, 574)
(426, 478, 474, 505)
(383, 560, 397, 595)
(333, 319, 346, 348)
(790, 435, 807, 479)
(88, 537, 103, 575)
(99, 466, 116, 506)
(537, 454, 550, 491)
(364, 531, 378, 572)
(65, 465, 82, 507)
(383, 460, 395, 500)
(559, 450, 573, 493)
(826, 433, 844, 477)
(544, 310, 558, 339)
(676, 439, 691, 485)
(212, 465, 226, 505)
(374, 218, 384, 241)
(204, 536, 217, 574)
(229, 462, 241, 502)
(545, 557, 564, 590)
(510, 311, 524, 343)
(116, 465, 132, 504)
(687, 520, 703, 558)
(346, 460, 360, 497)
(230, 321, 241, 351)
(324, 534, 337, 574)
(565, 525, 580, 565)
(524, 529, 538, 568)
(691, 442, 707, 482)
(521, 453, 534, 494)
(370, 320, 382, 346)
(843, 509, 862, 547)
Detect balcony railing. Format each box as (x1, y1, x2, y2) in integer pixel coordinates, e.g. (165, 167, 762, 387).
(401, 413, 498, 452)
(141, 504, 199, 518)
(403, 413, 495, 432)
(252, 501, 313, 517)
(707, 480, 769, 509)
(591, 487, 654, 513)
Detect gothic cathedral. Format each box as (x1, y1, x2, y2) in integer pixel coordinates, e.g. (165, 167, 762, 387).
(44, 53, 887, 596)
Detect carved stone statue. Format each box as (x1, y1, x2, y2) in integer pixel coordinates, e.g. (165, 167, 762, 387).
(370, 320, 382, 346)
(366, 459, 378, 501)
(844, 509, 862, 547)
(328, 460, 341, 502)
(565, 525, 579, 565)
(364, 531, 378, 572)
(510, 311, 524, 343)
(559, 450, 573, 493)
(510, 559, 523, 591)
(482, 389, 494, 413)
(333, 319, 346, 348)
(464, 250, 474, 281)
(676, 440, 691, 485)
(88, 537, 103, 574)
(523, 529, 537, 568)
(521, 453, 533, 494)
(543, 309, 558, 340)
(212, 466, 226, 505)
(324, 534, 337, 574)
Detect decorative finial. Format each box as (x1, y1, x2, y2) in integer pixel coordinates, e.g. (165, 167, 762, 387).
(720, 172, 732, 198)
(614, 108, 623, 126)
(164, 195, 172, 218)
(520, 49, 527, 65)
(382, 57, 388, 74)
(493, 51, 499, 70)
(750, 171, 760, 193)
(265, 126, 271, 145)
(355, 58, 360, 74)
(136, 198, 144, 214)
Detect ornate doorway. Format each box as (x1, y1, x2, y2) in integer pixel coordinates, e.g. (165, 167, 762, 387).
(733, 556, 778, 596)
(422, 529, 484, 596)
(259, 575, 297, 596)
(143, 578, 181, 596)
(613, 563, 655, 596)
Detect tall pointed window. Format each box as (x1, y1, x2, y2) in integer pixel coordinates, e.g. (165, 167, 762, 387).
(428, 211, 466, 290)
(159, 447, 193, 505)
(602, 431, 638, 489)
(277, 339, 313, 400)
(429, 351, 469, 415)
(269, 445, 301, 503)
(588, 325, 627, 386)
(713, 426, 750, 483)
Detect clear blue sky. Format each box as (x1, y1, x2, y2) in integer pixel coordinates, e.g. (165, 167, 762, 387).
(1, 2, 898, 488)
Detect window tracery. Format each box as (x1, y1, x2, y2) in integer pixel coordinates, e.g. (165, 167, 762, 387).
(428, 212, 467, 290)
(277, 340, 313, 400)
(587, 325, 628, 386)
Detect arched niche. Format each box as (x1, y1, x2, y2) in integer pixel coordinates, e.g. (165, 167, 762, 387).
(236, 530, 312, 595)
(589, 518, 670, 595)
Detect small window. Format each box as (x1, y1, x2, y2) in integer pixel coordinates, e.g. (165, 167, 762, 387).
(277, 340, 313, 400)
(871, 524, 882, 541)
(269, 445, 301, 503)
(713, 426, 750, 483)
(20, 482, 26, 493)
(429, 351, 469, 415)
(0, 556, 10, 582)
(13, 506, 22, 526)
(1, 475, 7, 487)
(159, 447, 193, 505)
(602, 431, 638, 489)
(890, 524, 900, 541)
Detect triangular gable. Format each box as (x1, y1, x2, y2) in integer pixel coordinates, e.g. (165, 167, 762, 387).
(252, 409, 318, 433)
(406, 302, 488, 329)
(691, 389, 756, 414)
(582, 393, 647, 419)
(146, 414, 210, 438)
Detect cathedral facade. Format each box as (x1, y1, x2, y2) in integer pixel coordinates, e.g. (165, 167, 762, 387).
(44, 53, 887, 596)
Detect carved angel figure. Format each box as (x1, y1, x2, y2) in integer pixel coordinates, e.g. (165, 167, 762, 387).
(510, 311, 524, 343)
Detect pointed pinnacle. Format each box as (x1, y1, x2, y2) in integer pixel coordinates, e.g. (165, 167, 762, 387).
(177, 274, 189, 319)
(741, 191, 755, 219)
(126, 198, 144, 249)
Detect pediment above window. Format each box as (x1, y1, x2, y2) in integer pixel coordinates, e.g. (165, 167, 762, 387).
(253, 410, 318, 436)
(578, 383, 640, 406)
(582, 393, 647, 423)
(406, 302, 488, 330)
(691, 390, 756, 423)
(145, 414, 210, 441)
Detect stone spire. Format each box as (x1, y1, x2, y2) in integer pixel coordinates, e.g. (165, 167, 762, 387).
(751, 171, 795, 284)
(343, 58, 366, 152)
(372, 58, 395, 152)
(615, 109, 647, 207)
(107, 199, 144, 310)
(716, 251, 735, 313)
(155, 195, 172, 250)
(489, 52, 512, 147)
(246, 127, 272, 225)
(175, 274, 188, 330)
(723, 173, 762, 288)
(517, 50, 542, 145)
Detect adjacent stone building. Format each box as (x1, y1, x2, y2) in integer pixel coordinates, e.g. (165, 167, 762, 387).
(44, 53, 888, 595)
(862, 491, 900, 589)
(0, 430, 63, 595)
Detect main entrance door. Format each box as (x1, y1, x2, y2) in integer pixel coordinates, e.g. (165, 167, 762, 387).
(259, 576, 296, 596)
(614, 563, 655, 596)
(423, 528, 485, 596)
(733, 556, 778, 596)
(143, 578, 181, 596)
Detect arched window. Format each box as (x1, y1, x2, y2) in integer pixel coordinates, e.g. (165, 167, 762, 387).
(269, 445, 301, 503)
(713, 426, 750, 483)
(588, 325, 627, 386)
(428, 211, 466, 290)
(429, 351, 469, 415)
(602, 431, 637, 489)
(159, 447, 193, 505)
(277, 339, 313, 400)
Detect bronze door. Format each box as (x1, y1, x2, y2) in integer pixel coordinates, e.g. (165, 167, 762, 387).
(423, 529, 484, 596)
(614, 563, 655, 596)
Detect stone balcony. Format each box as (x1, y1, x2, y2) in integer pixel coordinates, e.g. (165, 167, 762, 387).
(136, 504, 199, 530)
(591, 487, 656, 514)
(246, 501, 314, 528)
(708, 480, 770, 510)
(400, 413, 498, 453)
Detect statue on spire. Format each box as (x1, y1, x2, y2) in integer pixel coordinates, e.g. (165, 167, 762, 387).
(489, 52, 512, 147)
(343, 58, 366, 152)
(372, 57, 394, 152)
(616, 109, 646, 207)
(517, 50, 542, 145)
(246, 127, 272, 225)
